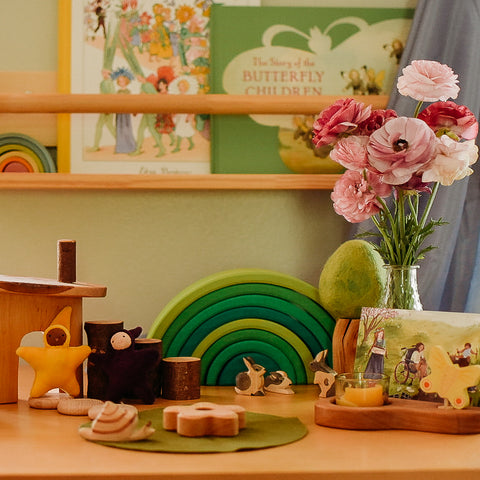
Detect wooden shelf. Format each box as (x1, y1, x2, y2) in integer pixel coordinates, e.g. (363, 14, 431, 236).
(0, 92, 382, 190)
(0, 173, 340, 190)
(0, 93, 388, 115)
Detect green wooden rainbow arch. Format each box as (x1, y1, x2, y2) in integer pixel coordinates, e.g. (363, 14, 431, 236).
(147, 269, 335, 385)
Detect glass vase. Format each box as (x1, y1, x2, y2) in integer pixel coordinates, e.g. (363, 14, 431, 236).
(380, 265, 423, 311)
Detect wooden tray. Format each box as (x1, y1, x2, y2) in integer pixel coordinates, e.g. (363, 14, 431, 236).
(315, 397, 480, 434)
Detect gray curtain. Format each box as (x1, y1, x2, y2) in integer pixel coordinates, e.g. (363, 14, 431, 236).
(352, 0, 480, 312)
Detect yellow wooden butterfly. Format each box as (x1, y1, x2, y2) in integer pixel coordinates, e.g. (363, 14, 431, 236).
(420, 345, 480, 409)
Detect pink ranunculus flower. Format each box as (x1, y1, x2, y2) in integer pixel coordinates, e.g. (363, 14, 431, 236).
(367, 170, 393, 198)
(330, 170, 382, 223)
(421, 136, 479, 186)
(358, 109, 397, 136)
(330, 136, 370, 172)
(367, 116, 437, 185)
(418, 101, 479, 140)
(312, 98, 372, 147)
(397, 60, 460, 102)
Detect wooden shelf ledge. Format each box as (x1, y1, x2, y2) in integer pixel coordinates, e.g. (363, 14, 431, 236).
(0, 93, 389, 114)
(0, 173, 341, 190)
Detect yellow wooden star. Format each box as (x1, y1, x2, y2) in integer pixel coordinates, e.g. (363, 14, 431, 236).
(16, 307, 91, 398)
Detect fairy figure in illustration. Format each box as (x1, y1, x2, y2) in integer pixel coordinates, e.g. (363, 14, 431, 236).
(153, 66, 177, 148)
(88, 69, 116, 151)
(362, 66, 385, 95)
(111, 67, 137, 154)
(149, 5, 174, 61)
(129, 75, 166, 157)
(168, 75, 199, 152)
(341, 68, 366, 95)
(93, 0, 108, 38)
(383, 38, 404, 65)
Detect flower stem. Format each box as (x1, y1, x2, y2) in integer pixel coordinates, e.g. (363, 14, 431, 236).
(413, 101, 424, 118)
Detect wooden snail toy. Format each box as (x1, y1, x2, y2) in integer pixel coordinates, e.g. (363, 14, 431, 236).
(79, 401, 155, 442)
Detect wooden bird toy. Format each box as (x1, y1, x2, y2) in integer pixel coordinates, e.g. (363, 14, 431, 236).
(420, 345, 480, 409)
(16, 306, 92, 398)
(0, 239, 106, 404)
(235, 356, 266, 396)
(309, 349, 337, 397)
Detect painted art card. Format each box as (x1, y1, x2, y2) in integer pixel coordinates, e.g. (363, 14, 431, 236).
(354, 308, 480, 402)
(60, 0, 211, 174)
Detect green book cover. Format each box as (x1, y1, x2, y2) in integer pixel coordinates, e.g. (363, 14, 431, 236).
(210, 4, 414, 174)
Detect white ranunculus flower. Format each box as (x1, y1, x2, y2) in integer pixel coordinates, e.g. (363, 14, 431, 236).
(421, 136, 478, 186)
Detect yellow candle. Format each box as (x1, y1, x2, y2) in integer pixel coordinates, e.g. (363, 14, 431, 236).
(337, 383, 384, 407)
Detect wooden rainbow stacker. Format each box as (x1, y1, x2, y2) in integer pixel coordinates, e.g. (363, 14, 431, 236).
(0, 240, 106, 404)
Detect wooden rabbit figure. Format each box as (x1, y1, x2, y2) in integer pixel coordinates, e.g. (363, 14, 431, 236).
(264, 370, 294, 395)
(235, 356, 266, 396)
(309, 349, 336, 398)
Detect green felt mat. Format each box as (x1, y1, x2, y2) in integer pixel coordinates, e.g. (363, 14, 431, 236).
(86, 408, 308, 453)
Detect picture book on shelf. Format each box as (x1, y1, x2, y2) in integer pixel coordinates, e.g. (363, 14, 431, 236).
(209, 3, 414, 174)
(354, 308, 480, 403)
(60, 0, 212, 174)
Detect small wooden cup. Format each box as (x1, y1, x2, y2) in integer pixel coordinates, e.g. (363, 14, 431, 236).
(161, 357, 201, 400)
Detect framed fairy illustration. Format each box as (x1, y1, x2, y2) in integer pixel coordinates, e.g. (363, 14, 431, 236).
(354, 308, 480, 402)
(58, 0, 211, 174)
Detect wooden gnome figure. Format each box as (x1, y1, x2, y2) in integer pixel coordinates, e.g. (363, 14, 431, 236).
(89, 327, 159, 404)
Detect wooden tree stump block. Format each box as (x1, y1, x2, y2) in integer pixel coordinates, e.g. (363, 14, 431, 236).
(161, 357, 201, 400)
(84, 320, 124, 400)
(135, 338, 163, 398)
(332, 318, 360, 374)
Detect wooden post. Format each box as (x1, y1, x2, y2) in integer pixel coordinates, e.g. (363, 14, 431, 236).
(161, 357, 201, 400)
(57, 239, 76, 283)
(84, 320, 124, 400)
(135, 338, 163, 398)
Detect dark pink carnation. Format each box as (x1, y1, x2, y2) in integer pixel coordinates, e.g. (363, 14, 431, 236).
(312, 98, 372, 147)
(418, 101, 479, 140)
(331, 170, 382, 223)
(367, 117, 437, 185)
(358, 109, 398, 136)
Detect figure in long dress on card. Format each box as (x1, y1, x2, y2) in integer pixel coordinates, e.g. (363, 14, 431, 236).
(365, 328, 387, 375)
(111, 67, 137, 154)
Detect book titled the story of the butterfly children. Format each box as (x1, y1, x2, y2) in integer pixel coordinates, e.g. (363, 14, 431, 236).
(354, 308, 480, 402)
(209, 1, 415, 174)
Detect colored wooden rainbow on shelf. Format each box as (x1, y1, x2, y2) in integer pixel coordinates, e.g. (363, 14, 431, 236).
(0, 133, 55, 173)
(147, 269, 335, 386)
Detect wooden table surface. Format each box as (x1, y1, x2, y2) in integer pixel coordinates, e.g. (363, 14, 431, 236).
(2, 366, 480, 480)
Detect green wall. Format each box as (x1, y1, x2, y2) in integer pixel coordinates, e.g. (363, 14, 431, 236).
(0, 1, 348, 333)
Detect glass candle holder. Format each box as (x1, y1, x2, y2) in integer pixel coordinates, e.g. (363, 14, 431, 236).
(335, 372, 389, 407)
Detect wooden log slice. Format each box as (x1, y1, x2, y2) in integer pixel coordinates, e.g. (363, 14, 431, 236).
(161, 357, 201, 400)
